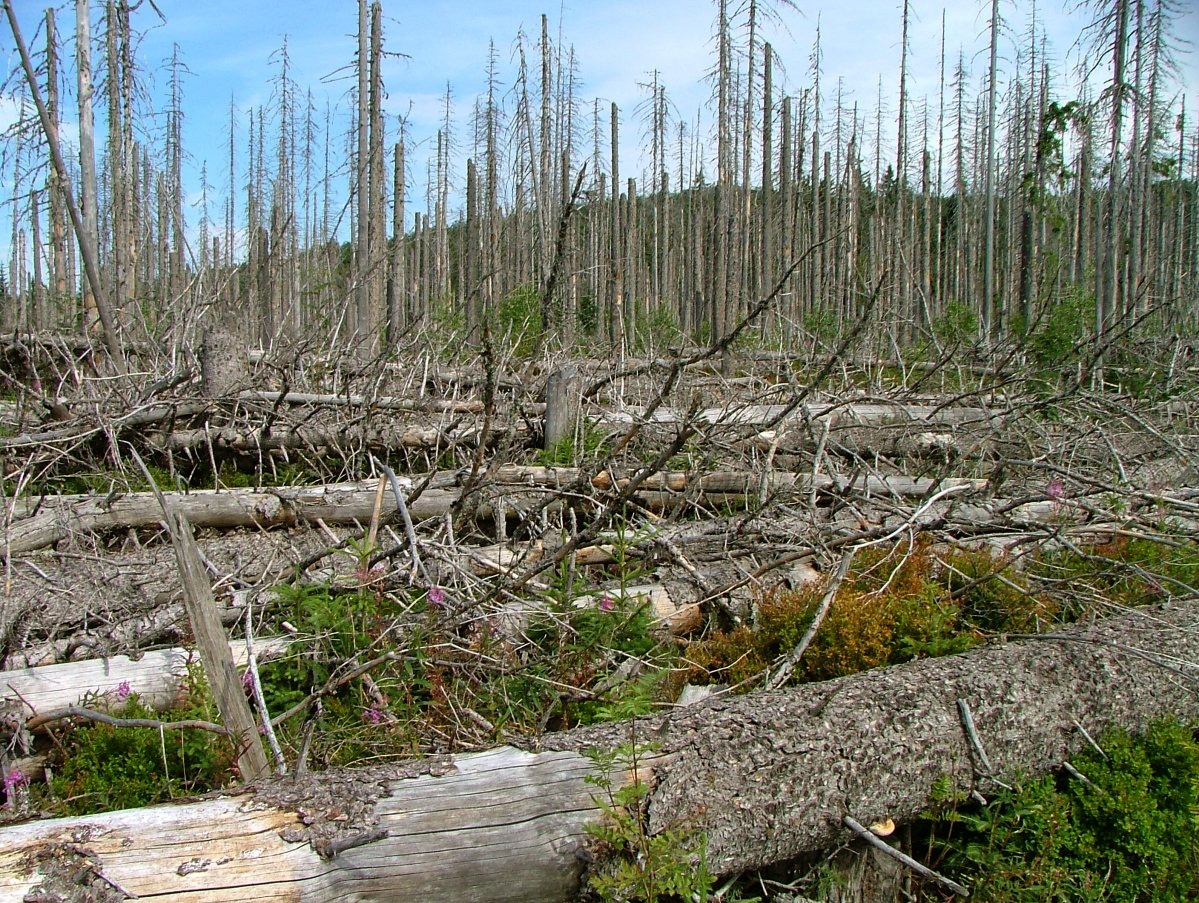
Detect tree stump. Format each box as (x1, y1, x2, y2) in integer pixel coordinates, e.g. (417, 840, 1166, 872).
(543, 364, 581, 453)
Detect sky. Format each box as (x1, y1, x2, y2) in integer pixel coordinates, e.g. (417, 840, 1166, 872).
(2, 0, 1198, 263)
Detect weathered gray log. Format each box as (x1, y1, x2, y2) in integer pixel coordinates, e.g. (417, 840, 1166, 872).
(0, 601, 1194, 901)
(158, 422, 485, 453)
(237, 390, 512, 414)
(0, 639, 290, 717)
(0, 746, 608, 902)
(0, 400, 211, 450)
(0, 471, 984, 558)
(598, 401, 1001, 429)
(5, 464, 1190, 562)
(0, 483, 456, 558)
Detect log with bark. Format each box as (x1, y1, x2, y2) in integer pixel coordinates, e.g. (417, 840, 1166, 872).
(0, 470, 989, 558)
(0, 600, 1194, 901)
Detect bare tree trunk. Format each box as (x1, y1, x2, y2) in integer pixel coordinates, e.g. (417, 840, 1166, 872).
(608, 103, 624, 351)
(760, 44, 774, 327)
(464, 157, 479, 339)
(894, 0, 910, 336)
(353, 0, 369, 348)
(44, 8, 68, 319)
(30, 190, 43, 331)
(539, 14, 554, 284)
(1099, 0, 1131, 355)
(388, 139, 406, 337)
(367, 1, 385, 351)
(981, 0, 1001, 342)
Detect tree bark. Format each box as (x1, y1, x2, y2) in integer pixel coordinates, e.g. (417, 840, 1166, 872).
(10, 464, 1169, 561)
(0, 601, 1195, 900)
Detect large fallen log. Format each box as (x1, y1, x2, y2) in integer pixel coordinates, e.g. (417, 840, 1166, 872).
(0, 600, 1194, 901)
(598, 400, 1002, 429)
(0, 470, 985, 558)
(9, 467, 1191, 562)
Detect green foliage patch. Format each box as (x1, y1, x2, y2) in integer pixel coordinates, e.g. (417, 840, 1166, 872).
(584, 742, 716, 903)
(45, 686, 237, 816)
(920, 720, 1199, 902)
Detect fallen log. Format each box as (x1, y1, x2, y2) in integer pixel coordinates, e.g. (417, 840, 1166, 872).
(5, 466, 1191, 561)
(0, 638, 291, 718)
(598, 401, 1002, 429)
(0, 600, 1194, 900)
(0, 483, 455, 558)
(0, 471, 983, 558)
(0, 400, 212, 450)
(236, 390, 493, 414)
(157, 422, 492, 453)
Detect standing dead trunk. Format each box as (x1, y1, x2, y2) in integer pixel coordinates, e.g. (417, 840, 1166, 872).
(981, 0, 1001, 342)
(44, 9, 68, 315)
(543, 364, 580, 452)
(353, 0, 369, 348)
(367, 1, 385, 351)
(608, 103, 624, 350)
(76, 0, 99, 333)
(388, 138, 406, 337)
(1099, 0, 1131, 356)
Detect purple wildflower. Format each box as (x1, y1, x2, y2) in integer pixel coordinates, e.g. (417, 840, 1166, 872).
(1046, 478, 1065, 501)
(363, 705, 384, 725)
(242, 670, 255, 690)
(3, 770, 26, 791)
(427, 586, 446, 606)
(598, 595, 616, 612)
(115, 680, 132, 701)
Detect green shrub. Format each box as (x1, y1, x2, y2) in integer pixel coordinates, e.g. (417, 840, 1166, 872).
(934, 301, 979, 346)
(924, 720, 1199, 902)
(584, 742, 715, 903)
(496, 284, 543, 358)
(48, 690, 235, 815)
(1027, 290, 1090, 370)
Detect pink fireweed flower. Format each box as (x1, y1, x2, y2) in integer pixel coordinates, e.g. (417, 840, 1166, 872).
(3, 770, 27, 805)
(363, 705, 384, 725)
(427, 586, 446, 606)
(115, 680, 132, 701)
(1046, 478, 1065, 500)
(3, 770, 26, 790)
(598, 595, 615, 612)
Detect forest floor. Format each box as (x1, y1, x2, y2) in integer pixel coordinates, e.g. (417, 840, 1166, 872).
(0, 328, 1196, 901)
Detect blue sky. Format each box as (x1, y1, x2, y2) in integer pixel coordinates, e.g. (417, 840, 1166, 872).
(2, 0, 1197, 262)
